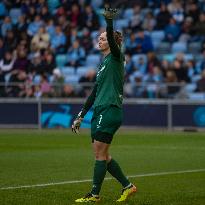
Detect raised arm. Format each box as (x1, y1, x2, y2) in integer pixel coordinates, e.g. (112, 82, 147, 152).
(72, 84, 97, 133)
(103, 8, 121, 58)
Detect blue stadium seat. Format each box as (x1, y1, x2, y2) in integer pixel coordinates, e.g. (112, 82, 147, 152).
(188, 93, 205, 100)
(33, 75, 41, 84)
(171, 42, 187, 54)
(184, 83, 197, 92)
(163, 54, 175, 62)
(61, 66, 75, 76)
(47, 0, 60, 13)
(132, 54, 147, 64)
(0, 2, 7, 17)
(65, 75, 80, 84)
(157, 42, 171, 54)
(86, 54, 101, 66)
(188, 42, 202, 54)
(56, 54, 67, 67)
(91, 30, 99, 39)
(76, 67, 88, 76)
(184, 54, 194, 61)
(191, 74, 201, 83)
(115, 19, 129, 31)
(91, 0, 103, 9)
(151, 30, 165, 49)
(123, 8, 134, 19)
(9, 8, 21, 24)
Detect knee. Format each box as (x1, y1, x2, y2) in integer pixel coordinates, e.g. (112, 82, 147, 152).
(94, 152, 107, 160)
(106, 155, 112, 163)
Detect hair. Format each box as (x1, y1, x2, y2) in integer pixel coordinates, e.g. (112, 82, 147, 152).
(113, 31, 123, 47)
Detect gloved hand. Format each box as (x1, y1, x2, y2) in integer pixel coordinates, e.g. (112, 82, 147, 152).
(102, 7, 118, 19)
(72, 117, 83, 134)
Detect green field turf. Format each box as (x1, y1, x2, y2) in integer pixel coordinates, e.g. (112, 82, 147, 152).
(0, 129, 205, 205)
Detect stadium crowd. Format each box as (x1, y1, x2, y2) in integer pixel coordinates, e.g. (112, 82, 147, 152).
(0, 0, 204, 99)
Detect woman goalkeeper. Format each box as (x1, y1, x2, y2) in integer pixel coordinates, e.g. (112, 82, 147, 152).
(72, 7, 137, 203)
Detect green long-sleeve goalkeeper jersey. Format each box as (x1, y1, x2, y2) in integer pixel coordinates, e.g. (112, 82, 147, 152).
(79, 19, 124, 118)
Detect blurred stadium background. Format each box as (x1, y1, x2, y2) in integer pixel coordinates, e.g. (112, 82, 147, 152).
(0, 1, 205, 204)
(0, 0, 205, 129)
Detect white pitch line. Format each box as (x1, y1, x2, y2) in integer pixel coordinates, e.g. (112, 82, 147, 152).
(1, 168, 205, 190)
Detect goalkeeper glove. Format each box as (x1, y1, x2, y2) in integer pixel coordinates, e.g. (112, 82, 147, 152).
(72, 116, 83, 134)
(102, 7, 118, 19)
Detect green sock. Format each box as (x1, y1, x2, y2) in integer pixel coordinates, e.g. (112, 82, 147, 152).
(107, 158, 130, 188)
(91, 160, 107, 195)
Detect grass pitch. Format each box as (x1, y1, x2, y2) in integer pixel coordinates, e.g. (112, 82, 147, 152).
(0, 129, 205, 205)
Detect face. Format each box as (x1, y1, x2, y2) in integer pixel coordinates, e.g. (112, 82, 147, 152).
(98, 32, 109, 52)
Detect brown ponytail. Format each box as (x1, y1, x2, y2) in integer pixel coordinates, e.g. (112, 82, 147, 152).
(114, 31, 123, 47)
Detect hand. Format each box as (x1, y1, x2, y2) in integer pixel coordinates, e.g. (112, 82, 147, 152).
(102, 7, 118, 19)
(72, 117, 83, 134)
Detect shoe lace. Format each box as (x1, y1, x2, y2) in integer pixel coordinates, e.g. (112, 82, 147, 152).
(83, 193, 93, 199)
(121, 184, 133, 195)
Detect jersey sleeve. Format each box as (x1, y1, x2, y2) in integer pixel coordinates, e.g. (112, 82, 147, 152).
(106, 19, 121, 59)
(78, 83, 97, 118)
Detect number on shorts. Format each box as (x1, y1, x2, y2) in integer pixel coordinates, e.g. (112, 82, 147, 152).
(98, 114, 103, 125)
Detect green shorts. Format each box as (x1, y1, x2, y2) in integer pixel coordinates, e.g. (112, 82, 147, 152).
(91, 105, 122, 144)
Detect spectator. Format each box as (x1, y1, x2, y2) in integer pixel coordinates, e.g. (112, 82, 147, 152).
(192, 12, 205, 38)
(61, 84, 76, 97)
(79, 69, 96, 84)
(0, 51, 16, 76)
(146, 52, 160, 74)
(165, 69, 180, 98)
(142, 11, 156, 31)
(125, 32, 138, 55)
(46, 19, 56, 38)
(172, 59, 189, 82)
(57, 15, 70, 33)
(185, 59, 196, 80)
(0, 1, 7, 20)
(40, 74, 52, 97)
(40, 5, 51, 22)
(124, 53, 136, 77)
(0, 37, 5, 60)
(165, 17, 181, 42)
(26, 6, 37, 22)
(179, 16, 194, 42)
(17, 15, 28, 33)
(1, 16, 12, 37)
(129, 4, 142, 31)
(79, 69, 96, 96)
(42, 52, 56, 75)
(80, 28, 93, 54)
(67, 39, 85, 67)
(31, 26, 50, 51)
(185, 1, 200, 23)
(135, 56, 147, 74)
(50, 25, 66, 53)
(168, 0, 184, 23)
(135, 30, 154, 53)
(13, 49, 30, 72)
(52, 68, 64, 97)
(195, 70, 205, 92)
(82, 5, 99, 31)
(27, 15, 44, 36)
(146, 66, 164, 83)
(4, 30, 18, 51)
(200, 49, 205, 72)
(156, 3, 171, 29)
(68, 4, 83, 28)
(7, 70, 27, 97)
(28, 52, 44, 75)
